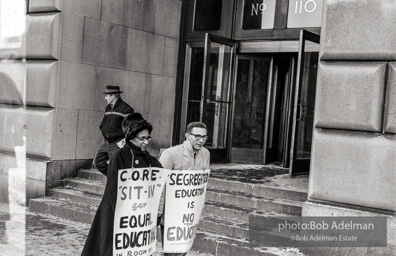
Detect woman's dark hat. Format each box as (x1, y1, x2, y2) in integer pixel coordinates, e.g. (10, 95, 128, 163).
(103, 85, 123, 94)
(122, 113, 153, 140)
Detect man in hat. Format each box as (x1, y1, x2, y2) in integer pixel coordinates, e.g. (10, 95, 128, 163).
(93, 85, 134, 176)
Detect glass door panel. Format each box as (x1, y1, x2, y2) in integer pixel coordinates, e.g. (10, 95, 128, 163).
(232, 57, 270, 148)
(231, 55, 271, 163)
(290, 30, 320, 176)
(295, 52, 318, 159)
(200, 34, 235, 162)
(182, 33, 235, 162)
(204, 102, 229, 148)
(180, 44, 204, 142)
(266, 55, 295, 166)
(262, 54, 296, 167)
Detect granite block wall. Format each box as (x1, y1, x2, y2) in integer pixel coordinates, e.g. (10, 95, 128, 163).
(0, 12, 61, 158)
(0, 0, 181, 201)
(57, 0, 181, 160)
(308, 0, 396, 212)
(31, 0, 180, 160)
(79, 0, 181, 156)
(0, 1, 62, 202)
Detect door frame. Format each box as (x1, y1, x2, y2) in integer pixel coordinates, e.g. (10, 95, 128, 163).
(202, 33, 237, 162)
(229, 35, 319, 166)
(230, 54, 274, 164)
(178, 32, 320, 165)
(289, 29, 320, 176)
(179, 33, 237, 163)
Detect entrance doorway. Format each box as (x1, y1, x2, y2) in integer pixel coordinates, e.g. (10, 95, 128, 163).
(231, 53, 295, 166)
(180, 31, 319, 174)
(231, 51, 318, 170)
(179, 35, 235, 163)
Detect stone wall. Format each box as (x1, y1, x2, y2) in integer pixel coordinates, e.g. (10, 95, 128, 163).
(0, 0, 181, 201)
(306, 0, 396, 215)
(80, 0, 181, 157)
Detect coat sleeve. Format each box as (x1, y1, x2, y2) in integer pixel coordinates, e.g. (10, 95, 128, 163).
(99, 105, 109, 131)
(127, 104, 134, 114)
(122, 101, 134, 115)
(152, 156, 166, 226)
(99, 114, 105, 131)
(205, 150, 211, 169)
(159, 149, 174, 170)
(106, 150, 125, 212)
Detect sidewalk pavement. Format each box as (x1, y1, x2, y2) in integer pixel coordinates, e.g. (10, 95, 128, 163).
(0, 203, 211, 256)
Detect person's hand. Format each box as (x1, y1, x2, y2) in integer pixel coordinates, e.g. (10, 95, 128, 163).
(117, 139, 126, 148)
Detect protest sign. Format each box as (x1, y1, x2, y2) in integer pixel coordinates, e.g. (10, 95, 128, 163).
(163, 169, 210, 253)
(114, 167, 169, 256)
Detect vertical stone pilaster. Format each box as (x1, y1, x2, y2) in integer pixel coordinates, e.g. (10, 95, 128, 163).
(304, 0, 396, 253)
(308, 0, 396, 212)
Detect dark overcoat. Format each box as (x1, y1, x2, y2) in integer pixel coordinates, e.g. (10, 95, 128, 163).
(81, 141, 162, 256)
(100, 98, 134, 143)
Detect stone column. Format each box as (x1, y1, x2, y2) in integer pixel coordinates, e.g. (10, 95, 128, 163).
(302, 0, 396, 254)
(0, 1, 63, 202)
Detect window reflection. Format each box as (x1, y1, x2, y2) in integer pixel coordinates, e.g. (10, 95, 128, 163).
(0, 0, 27, 254)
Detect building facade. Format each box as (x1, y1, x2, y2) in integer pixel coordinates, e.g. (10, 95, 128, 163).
(0, 0, 182, 201)
(175, 0, 321, 175)
(1, 0, 395, 253)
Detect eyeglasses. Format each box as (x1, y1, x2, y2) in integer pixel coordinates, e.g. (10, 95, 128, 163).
(189, 133, 208, 140)
(135, 136, 152, 142)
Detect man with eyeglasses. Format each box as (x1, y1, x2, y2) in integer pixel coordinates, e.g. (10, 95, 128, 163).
(158, 121, 210, 256)
(160, 121, 210, 171)
(93, 85, 134, 176)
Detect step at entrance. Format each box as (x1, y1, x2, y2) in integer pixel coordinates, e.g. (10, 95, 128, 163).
(29, 165, 308, 256)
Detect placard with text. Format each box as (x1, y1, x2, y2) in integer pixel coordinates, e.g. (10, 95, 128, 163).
(113, 167, 169, 256)
(163, 169, 211, 253)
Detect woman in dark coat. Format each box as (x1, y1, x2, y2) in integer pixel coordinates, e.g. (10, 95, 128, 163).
(81, 113, 162, 256)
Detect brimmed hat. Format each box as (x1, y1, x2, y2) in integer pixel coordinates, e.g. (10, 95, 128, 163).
(103, 85, 123, 94)
(122, 113, 153, 140)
